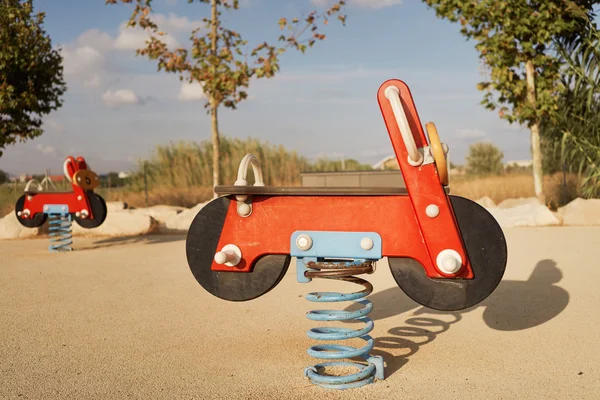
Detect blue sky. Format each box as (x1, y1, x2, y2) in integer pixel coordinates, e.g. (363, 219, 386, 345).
(1, 0, 539, 175)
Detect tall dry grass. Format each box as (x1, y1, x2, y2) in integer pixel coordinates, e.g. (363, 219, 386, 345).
(450, 172, 582, 209)
(127, 137, 312, 190)
(0, 136, 586, 215)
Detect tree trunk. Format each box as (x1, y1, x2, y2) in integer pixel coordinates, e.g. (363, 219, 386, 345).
(211, 99, 220, 199)
(525, 60, 546, 205)
(210, 0, 219, 199)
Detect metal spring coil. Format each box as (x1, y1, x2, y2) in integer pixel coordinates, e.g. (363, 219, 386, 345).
(303, 260, 380, 390)
(48, 213, 73, 252)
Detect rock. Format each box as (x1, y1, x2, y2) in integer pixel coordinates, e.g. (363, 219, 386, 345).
(557, 198, 600, 226)
(106, 201, 128, 212)
(487, 204, 561, 228)
(497, 197, 541, 209)
(164, 202, 209, 232)
(132, 205, 186, 224)
(72, 210, 157, 237)
(476, 196, 496, 209)
(0, 211, 42, 240)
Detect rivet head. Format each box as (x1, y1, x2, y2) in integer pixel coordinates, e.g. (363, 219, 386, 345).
(426, 204, 440, 218)
(436, 249, 463, 274)
(296, 234, 313, 251)
(238, 203, 251, 217)
(360, 237, 374, 251)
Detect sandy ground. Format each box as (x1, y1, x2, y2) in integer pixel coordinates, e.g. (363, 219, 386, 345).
(1, 227, 599, 400)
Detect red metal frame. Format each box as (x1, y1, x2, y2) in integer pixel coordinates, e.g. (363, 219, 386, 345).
(18, 156, 97, 221)
(209, 79, 475, 280)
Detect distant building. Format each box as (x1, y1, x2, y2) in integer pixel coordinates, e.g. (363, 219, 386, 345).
(504, 160, 533, 169)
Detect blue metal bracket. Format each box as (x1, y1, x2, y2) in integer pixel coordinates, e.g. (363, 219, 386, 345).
(44, 204, 70, 215)
(291, 231, 382, 283)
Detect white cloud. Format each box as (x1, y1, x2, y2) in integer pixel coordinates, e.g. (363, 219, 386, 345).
(36, 144, 56, 155)
(153, 13, 203, 32)
(61, 45, 106, 88)
(311, 0, 402, 8)
(102, 89, 140, 107)
(59, 12, 204, 91)
(351, 0, 403, 8)
(75, 29, 114, 52)
(114, 13, 203, 51)
(44, 119, 65, 132)
(455, 129, 487, 139)
(178, 82, 206, 102)
(114, 22, 179, 50)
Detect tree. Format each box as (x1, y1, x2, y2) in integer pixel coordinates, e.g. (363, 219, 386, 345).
(106, 0, 347, 198)
(421, 0, 598, 203)
(0, 0, 66, 157)
(0, 168, 8, 184)
(465, 142, 504, 176)
(542, 22, 600, 197)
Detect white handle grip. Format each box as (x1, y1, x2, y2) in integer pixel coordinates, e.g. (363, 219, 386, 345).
(63, 159, 73, 183)
(24, 179, 43, 192)
(235, 154, 265, 187)
(384, 86, 424, 166)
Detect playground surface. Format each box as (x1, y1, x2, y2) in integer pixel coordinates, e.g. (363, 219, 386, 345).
(1, 227, 599, 400)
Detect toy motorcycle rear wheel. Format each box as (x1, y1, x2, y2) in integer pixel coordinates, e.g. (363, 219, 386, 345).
(74, 192, 107, 228)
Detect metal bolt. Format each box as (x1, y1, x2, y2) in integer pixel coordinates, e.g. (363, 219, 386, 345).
(426, 204, 440, 218)
(238, 203, 251, 217)
(17, 211, 22, 217)
(77, 195, 82, 201)
(360, 237, 374, 251)
(27, 196, 32, 201)
(436, 249, 462, 274)
(296, 234, 313, 251)
(214, 244, 242, 266)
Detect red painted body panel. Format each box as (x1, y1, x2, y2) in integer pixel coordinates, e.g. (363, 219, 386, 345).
(209, 79, 475, 279)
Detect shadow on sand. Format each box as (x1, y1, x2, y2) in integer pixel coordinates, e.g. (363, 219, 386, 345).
(78, 234, 186, 250)
(343, 259, 570, 377)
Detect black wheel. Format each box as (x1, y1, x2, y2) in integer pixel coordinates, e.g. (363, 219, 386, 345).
(186, 196, 291, 302)
(14, 194, 47, 228)
(74, 192, 107, 228)
(389, 195, 507, 311)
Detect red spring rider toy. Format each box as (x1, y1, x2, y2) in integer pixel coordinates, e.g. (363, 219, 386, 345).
(15, 156, 108, 251)
(185, 79, 508, 390)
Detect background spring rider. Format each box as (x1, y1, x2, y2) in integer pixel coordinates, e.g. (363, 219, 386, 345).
(185, 79, 508, 389)
(14, 156, 108, 252)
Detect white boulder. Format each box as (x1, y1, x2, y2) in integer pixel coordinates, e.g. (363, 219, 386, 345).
(164, 202, 209, 232)
(0, 211, 41, 240)
(72, 210, 157, 237)
(487, 203, 561, 228)
(105, 201, 128, 212)
(497, 197, 541, 209)
(132, 205, 186, 224)
(476, 196, 497, 209)
(557, 198, 600, 226)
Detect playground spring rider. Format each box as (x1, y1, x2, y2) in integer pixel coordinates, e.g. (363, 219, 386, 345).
(15, 156, 108, 252)
(185, 79, 508, 389)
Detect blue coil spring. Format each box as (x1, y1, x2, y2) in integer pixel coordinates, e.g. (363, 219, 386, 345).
(48, 213, 73, 252)
(303, 260, 384, 390)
